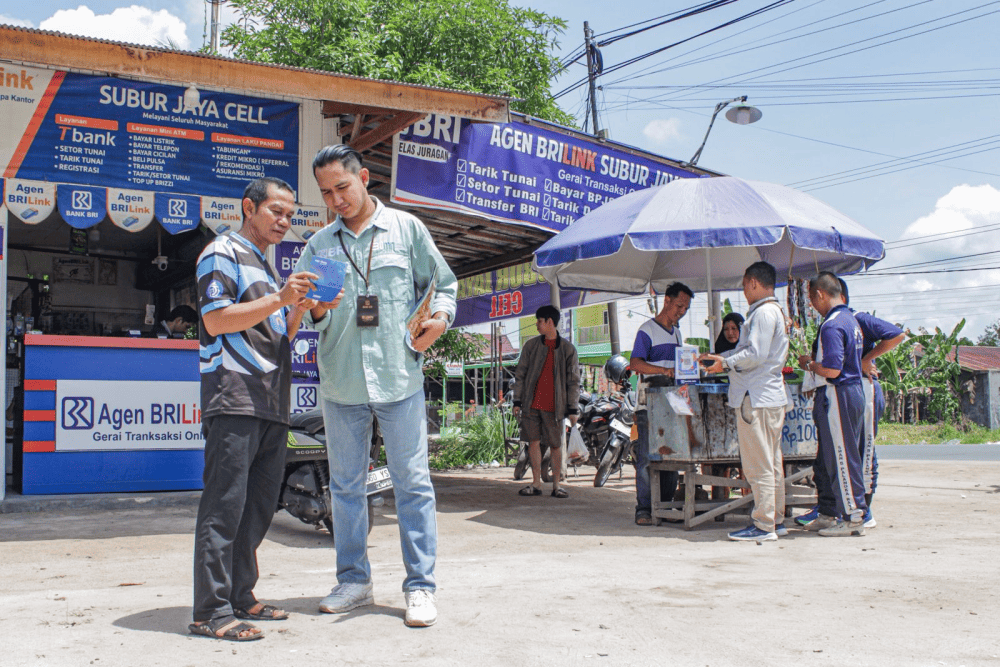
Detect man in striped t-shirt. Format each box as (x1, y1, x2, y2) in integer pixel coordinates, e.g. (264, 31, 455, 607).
(630, 282, 693, 525)
(191, 177, 322, 642)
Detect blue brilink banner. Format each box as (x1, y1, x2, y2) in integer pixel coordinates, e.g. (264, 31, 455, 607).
(391, 115, 699, 234)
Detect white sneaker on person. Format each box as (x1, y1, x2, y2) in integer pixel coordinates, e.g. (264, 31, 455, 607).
(318, 582, 374, 614)
(404, 589, 437, 627)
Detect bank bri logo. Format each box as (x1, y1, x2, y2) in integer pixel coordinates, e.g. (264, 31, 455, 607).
(62, 397, 95, 429)
(297, 385, 317, 408)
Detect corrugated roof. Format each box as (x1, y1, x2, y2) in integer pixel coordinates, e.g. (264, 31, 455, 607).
(952, 346, 1000, 371)
(0, 24, 511, 102)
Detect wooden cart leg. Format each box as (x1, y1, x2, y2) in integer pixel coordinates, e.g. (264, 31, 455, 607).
(683, 465, 696, 530)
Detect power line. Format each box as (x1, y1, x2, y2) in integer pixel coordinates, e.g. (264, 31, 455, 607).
(886, 224, 1000, 249)
(787, 134, 1000, 188)
(801, 142, 1000, 192)
(552, 0, 796, 100)
(621, 2, 1000, 110)
(597, 0, 743, 48)
(604, 0, 931, 88)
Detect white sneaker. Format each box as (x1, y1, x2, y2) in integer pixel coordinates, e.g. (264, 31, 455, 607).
(404, 590, 437, 627)
(319, 582, 374, 614)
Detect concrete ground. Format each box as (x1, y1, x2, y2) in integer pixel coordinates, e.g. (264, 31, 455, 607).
(1, 459, 998, 667)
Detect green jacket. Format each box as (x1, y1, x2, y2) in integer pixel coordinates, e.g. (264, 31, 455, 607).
(513, 334, 580, 423)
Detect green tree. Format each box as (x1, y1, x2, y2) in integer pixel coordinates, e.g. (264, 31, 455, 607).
(221, 0, 573, 124)
(877, 319, 966, 423)
(976, 319, 1000, 346)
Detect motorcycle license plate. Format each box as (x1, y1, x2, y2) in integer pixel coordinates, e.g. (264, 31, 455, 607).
(366, 466, 393, 494)
(610, 419, 630, 436)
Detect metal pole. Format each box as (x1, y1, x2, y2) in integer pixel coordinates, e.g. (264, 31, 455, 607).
(583, 21, 600, 136)
(607, 302, 620, 355)
(210, 0, 222, 54)
(705, 248, 715, 352)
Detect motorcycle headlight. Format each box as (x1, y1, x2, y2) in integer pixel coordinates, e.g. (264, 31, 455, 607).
(619, 402, 633, 424)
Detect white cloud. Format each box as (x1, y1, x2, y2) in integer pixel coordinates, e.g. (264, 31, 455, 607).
(642, 118, 683, 145)
(0, 14, 34, 27)
(39, 5, 189, 50)
(845, 184, 1000, 341)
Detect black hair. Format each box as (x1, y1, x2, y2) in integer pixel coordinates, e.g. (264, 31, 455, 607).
(744, 261, 776, 289)
(168, 305, 197, 323)
(535, 305, 560, 326)
(664, 282, 694, 299)
(242, 177, 294, 217)
(809, 271, 843, 297)
(313, 144, 364, 175)
(838, 277, 850, 306)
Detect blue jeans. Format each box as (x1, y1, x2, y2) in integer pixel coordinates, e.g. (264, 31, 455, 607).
(321, 390, 437, 592)
(635, 410, 678, 514)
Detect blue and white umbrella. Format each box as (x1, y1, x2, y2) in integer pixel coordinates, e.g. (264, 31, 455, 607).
(533, 176, 885, 294)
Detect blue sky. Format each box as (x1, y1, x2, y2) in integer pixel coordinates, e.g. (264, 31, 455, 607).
(4, 0, 999, 341)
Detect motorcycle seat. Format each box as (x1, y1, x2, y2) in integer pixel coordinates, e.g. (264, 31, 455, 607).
(289, 409, 325, 435)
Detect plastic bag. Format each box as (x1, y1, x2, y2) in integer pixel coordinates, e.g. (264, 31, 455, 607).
(566, 424, 588, 463)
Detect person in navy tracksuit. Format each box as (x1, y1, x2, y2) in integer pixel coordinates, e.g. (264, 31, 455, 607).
(839, 279, 905, 524)
(797, 272, 868, 537)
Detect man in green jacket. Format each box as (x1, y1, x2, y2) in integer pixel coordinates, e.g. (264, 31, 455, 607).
(512, 305, 580, 498)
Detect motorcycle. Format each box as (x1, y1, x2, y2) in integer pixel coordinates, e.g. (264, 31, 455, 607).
(574, 355, 637, 487)
(279, 409, 393, 538)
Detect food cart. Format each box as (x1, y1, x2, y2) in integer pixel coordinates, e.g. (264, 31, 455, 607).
(646, 380, 817, 529)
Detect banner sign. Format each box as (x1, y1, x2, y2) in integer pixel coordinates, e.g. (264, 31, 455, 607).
(453, 260, 619, 328)
(392, 115, 698, 233)
(155, 193, 201, 234)
(2, 65, 299, 198)
(276, 239, 321, 385)
(107, 188, 155, 232)
(292, 332, 319, 383)
(56, 379, 203, 451)
(57, 184, 106, 229)
(289, 204, 326, 242)
(4, 178, 56, 224)
(200, 196, 243, 235)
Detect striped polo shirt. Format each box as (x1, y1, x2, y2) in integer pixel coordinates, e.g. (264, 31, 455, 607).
(196, 232, 291, 424)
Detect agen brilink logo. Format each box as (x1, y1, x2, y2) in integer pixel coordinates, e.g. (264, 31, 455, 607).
(62, 397, 95, 429)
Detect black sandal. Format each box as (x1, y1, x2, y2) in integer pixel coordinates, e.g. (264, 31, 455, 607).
(635, 510, 653, 526)
(519, 485, 543, 496)
(234, 603, 288, 621)
(189, 616, 264, 641)
(551, 488, 568, 499)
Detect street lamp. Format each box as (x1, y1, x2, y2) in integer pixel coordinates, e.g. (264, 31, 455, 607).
(685, 96, 762, 167)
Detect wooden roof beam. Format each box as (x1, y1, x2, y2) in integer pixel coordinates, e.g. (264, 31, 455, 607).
(349, 112, 425, 153)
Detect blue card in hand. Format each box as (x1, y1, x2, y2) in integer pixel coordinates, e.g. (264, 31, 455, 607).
(306, 256, 346, 302)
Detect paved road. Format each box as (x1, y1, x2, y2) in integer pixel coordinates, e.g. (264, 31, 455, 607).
(878, 442, 1000, 461)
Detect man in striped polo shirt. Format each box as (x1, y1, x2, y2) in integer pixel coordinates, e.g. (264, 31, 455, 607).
(191, 177, 322, 641)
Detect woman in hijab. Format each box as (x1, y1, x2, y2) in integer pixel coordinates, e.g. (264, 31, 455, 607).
(714, 312, 744, 354)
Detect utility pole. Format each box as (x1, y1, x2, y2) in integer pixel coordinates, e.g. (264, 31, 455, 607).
(583, 21, 620, 354)
(209, 0, 223, 54)
(583, 21, 600, 135)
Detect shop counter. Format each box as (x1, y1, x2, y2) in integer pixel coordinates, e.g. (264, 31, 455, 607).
(646, 382, 818, 529)
(19, 334, 203, 494)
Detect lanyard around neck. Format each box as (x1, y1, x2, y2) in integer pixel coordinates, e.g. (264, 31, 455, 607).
(338, 229, 376, 292)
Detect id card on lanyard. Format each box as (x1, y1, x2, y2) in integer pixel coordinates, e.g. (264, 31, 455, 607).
(339, 231, 379, 327)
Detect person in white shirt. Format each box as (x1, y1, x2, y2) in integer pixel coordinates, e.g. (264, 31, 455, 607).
(701, 262, 789, 542)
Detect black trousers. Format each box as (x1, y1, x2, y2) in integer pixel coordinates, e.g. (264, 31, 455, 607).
(193, 415, 287, 622)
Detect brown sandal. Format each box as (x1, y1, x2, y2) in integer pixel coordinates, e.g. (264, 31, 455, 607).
(189, 616, 264, 641)
(234, 603, 288, 621)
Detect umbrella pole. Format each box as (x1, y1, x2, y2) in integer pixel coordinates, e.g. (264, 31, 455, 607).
(705, 248, 716, 352)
